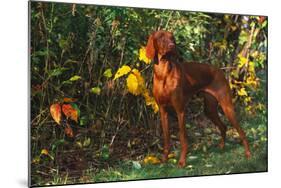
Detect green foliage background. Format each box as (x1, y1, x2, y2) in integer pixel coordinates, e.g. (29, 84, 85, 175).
(30, 2, 267, 186)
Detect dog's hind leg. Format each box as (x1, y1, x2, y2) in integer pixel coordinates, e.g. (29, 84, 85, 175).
(203, 92, 227, 149)
(204, 71, 251, 159)
(219, 93, 251, 158)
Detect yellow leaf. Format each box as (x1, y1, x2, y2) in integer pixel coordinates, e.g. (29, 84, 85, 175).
(69, 75, 81, 81)
(113, 65, 131, 80)
(125, 68, 159, 113)
(248, 61, 255, 74)
(238, 55, 248, 68)
(139, 46, 151, 64)
(132, 69, 145, 89)
(245, 96, 252, 103)
(143, 155, 161, 165)
(126, 73, 141, 95)
(246, 105, 252, 112)
(233, 80, 242, 84)
(213, 42, 221, 47)
(40, 149, 54, 160)
(213, 40, 227, 51)
(257, 103, 265, 111)
(41, 149, 49, 155)
(152, 102, 159, 113)
(246, 76, 258, 88)
(143, 90, 150, 101)
(144, 95, 154, 106)
(229, 82, 235, 89)
(231, 25, 237, 31)
(143, 90, 159, 113)
(220, 39, 227, 50)
(226, 128, 239, 138)
(231, 69, 239, 79)
(126, 69, 146, 96)
(150, 157, 161, 164)
(237, 87, 248, 96)
(251, 50, 259, 58)
(32, 156, 40, 164)
(168, 153, 176, 159)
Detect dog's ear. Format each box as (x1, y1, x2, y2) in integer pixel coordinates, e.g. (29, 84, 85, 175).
(146, 33, 156, 60)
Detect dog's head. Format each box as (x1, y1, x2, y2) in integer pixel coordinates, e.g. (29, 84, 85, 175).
(145, 30, 177, 62)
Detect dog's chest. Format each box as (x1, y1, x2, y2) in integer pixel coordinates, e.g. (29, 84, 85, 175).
(153, 71, 181, 105)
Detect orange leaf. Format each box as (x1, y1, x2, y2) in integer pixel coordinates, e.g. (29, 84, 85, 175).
(65, 123, 74, 137)
(63, 97, 77, 103)
(62, 104, 79, 122)
(50, 103, 62, 125)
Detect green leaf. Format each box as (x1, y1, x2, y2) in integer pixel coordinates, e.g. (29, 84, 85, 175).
(132, 161, 142, 170)
(101, 145, 110, 160)
(91, 87, 101, 95)
(188, 155, 198, 160)
(69, 75, 82, 81)
(51, 139, 65, 152)
(185, 123, 191, 128)
(49, 67, 69, 77)
(168, 158, 177, 164)
(103, 68, 113, 78)
(261, 20, 267, 28)
(62, 80, 72, 85)
(59, 39, 68, 50)
(70, 103, 80, 118)
(239, 30, 249, 45)
(261, 136, 267, 142)
(83, 137, 91, 147)
(113, 171, 122, 177)
(204, 128, 212, 134)
(202, 145, 207, 152)
(76, 141, 83, 148)
(34, 50, 48, 57)
(64, 59, 79, 64)
(79, 116, 88, 126)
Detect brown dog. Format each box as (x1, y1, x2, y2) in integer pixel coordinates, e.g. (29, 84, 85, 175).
(145, 30, 251, 167)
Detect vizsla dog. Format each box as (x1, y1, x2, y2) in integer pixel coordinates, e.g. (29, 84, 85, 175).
(145, 30, 251, 167)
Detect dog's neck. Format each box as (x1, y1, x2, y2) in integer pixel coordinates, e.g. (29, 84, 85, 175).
(158, 53, 178, 63)
(153, 53, 179, 80)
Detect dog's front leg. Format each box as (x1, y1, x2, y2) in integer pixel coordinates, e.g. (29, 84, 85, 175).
(177, 111, 188, 167)
(159, 106, 170, 163)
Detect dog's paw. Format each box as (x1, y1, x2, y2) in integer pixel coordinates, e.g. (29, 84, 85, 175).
(245, 151, 251, 159)
(218, 141, 225, 149)
(161, 155, 168, 163)
(177, 159, 186, 168)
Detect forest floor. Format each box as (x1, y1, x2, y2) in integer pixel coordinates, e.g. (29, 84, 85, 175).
(31, 105, 267, 186)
